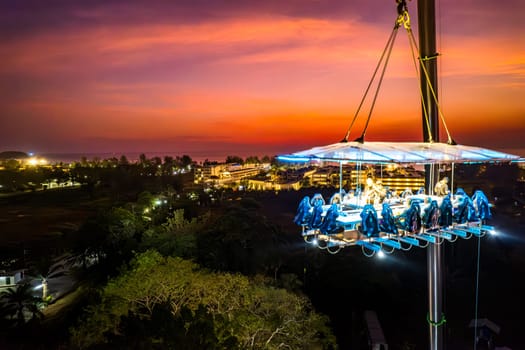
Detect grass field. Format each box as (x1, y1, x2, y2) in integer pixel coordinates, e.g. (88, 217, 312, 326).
(0, 188, 111, 252)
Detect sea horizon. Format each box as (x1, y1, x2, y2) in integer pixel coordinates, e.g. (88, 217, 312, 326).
(38, 150, 277, 164)
(5, 145, 524, 165)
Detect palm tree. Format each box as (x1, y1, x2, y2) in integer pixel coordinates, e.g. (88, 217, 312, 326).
(30, 257, 66, 301)
(0, 296, 16, 327)
(2, 283, 42, 326)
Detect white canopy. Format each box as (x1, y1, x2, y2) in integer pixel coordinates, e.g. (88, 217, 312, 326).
(278, 141, 520, 164)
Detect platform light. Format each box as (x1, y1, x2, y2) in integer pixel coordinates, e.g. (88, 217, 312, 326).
(277, 155, 311, 163)
(489, 229, 497, 236)
(33, 284, 43, 291)
(377, 250, 386, 259)
(312, 238, 318, 246)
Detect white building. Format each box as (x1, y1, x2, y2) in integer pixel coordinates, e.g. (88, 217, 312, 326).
(0, 269, 25, 289)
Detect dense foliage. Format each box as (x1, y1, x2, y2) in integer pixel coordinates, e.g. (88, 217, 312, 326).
(70, 250, 336, 349)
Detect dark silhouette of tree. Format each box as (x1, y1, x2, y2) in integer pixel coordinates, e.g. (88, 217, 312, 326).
(141, 209, 207, 257)
(138, 153, 149, 168)
(1, 283, 42, 327)
(245, 155, 260, 164)
(197, 198, 287, 276)
(162, 156, 175, 175)
(261, 155, 272, 163)
(179, 155, 193, 168)
(225, 155, 244, 164)
(118, 155, 129, 166)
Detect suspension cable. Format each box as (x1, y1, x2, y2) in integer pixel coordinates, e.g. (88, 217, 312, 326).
(342, 23, 400, 142)
(404, 20, 434, 142)
(451, 162, 455, 197)
(358, 26, 398, 142)
(406, 29, 456, 144)
(473, 225, 482, 350)
(343, 0, 456, 145)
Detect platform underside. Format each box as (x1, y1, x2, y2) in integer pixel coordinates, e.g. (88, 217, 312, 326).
(279, 141, 520, 164)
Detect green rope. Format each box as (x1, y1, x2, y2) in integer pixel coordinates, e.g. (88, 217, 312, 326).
(427, 312, 447, 327)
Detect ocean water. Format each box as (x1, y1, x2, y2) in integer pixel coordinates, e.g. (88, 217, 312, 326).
(34, 147, 525, 164)
(40, 151, 225, 164)
(40, 149, 280, 164)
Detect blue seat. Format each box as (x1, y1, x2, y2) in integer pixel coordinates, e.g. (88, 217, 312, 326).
(310, 199, 324, 229)
(455, 194, 478, 223)
(423, 200, 440, 230)
(472, 190, 491, 221)
(400, 201, 422, 233)
(439, 195, 453, 227)
(294, 196, 312, 226)
(360, 204, 380, 237)
(320, 204, 342, 234)
(380, 203, 398, 235)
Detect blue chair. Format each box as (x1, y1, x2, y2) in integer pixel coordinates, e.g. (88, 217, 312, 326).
(472, 190, 492, 221)
(310, 199, 324, 229)
(294, 196, 312, 226)
(455, 195, 478, 223)
(360, 204, 380, 237)
(380, 203, 398, 235)
(401, 201, 422, 233)
(423, 200, 440, 230)
(320, 204, 342, 234)
(439, 195, 453, 227)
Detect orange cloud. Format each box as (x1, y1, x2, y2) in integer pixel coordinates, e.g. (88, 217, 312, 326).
(1, 6, 524, 156)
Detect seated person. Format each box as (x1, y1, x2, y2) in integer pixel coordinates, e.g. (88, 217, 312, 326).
(330, 192, 342, 204)
(434, 177, 449, 196)
(343, 190, 355, 201)
(365, 177, 386, 204)
(455, 187, 467, 197)
(310, 193, 325, 206)
(372, 180, 386, 201)
(364, 177, 375, 202)
(400, 187, 413, 199)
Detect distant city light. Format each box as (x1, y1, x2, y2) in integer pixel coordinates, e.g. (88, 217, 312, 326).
(27, 157, 48, 166)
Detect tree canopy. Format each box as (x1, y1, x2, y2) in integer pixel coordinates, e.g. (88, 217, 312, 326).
(70, 250, 336, 349)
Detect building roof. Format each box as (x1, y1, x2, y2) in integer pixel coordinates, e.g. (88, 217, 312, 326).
(469, 318, 501, 334)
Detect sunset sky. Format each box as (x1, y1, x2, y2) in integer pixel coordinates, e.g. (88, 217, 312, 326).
(1, 0, 524, 159)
